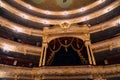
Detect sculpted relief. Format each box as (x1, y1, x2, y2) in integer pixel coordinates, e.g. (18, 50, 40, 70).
(56, 0, 73, 8)
(32, 0, 72, 8)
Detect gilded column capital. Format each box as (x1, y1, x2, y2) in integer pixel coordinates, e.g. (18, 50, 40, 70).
(85, 40, 91, 46)
(42, 42, 48, 48)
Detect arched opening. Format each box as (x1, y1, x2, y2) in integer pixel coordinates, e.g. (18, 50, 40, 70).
(45, 37, 89, 66)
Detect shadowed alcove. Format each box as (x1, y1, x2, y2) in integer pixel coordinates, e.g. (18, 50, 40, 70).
(45, 37, 89, 66)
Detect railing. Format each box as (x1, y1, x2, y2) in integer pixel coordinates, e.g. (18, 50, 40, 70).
(0, 36, 120, 55)
(0, 37, 41, 56)
(0, 16, 119, 37)
(14, 0, 103, 15)
(1, 0, 120, 24)
(91, 36, 120, 53)
(0, 64, 120, 79)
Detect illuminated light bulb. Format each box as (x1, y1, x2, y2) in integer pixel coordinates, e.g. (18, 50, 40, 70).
(28, 5, 32, 9)
(98, 0, 105, 4)
(63, 11, 69, 15)
(13, 26, 23, 32)
(80, 7, 85, 12)
(117, 19, 120, 24)
(104, 7, 112, 13)
(45, 11, 51, 15)
(27, 4, 33, 9)
(116, 20, 120, 26)
(107, 8, 111, 11)
(21, 14, 28, 19)
(43, 20, 49, 24)
(85, 17, 88, 20)
(2, 43, 14, 52)
(83, 16, 90, 21)
(103, 8, 110, 13)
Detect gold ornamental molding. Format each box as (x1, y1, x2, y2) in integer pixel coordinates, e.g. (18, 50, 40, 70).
(39, 24, 95, 66)
(91, 36, 120, 53)
(1, 0, 120, 24)
(0, 17, 43, 36)
(14, 0, 103, 15)
(0, 64, 120, 79)
(0, 36, 120, 56)
(0, 37, 41, 56)
(60, 22, 71, 30)
(0, 16, 119, 37)
(90, 16, 120, 33)
(42, 24, 90, 43)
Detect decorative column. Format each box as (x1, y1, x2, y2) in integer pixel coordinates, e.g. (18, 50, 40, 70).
(39, 42, 43, 66)
(85, 40, 96, 65)
(88, 41, 96, 65)
(39, 42, 48, 66)
(42, 42, 48, 66)
(85, 41, 92, 65)
(39, 27, 48, 67)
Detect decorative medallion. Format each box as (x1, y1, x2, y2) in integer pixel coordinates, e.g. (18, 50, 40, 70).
(25, 0, 95, 11)
(60, 22, 70, 29)
(56, 0, 73, 8)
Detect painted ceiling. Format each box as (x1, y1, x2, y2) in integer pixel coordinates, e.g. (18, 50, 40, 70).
(23, 0, 96, 11)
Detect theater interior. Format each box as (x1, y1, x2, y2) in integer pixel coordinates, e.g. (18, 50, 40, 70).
(0, 0, 120, 80)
